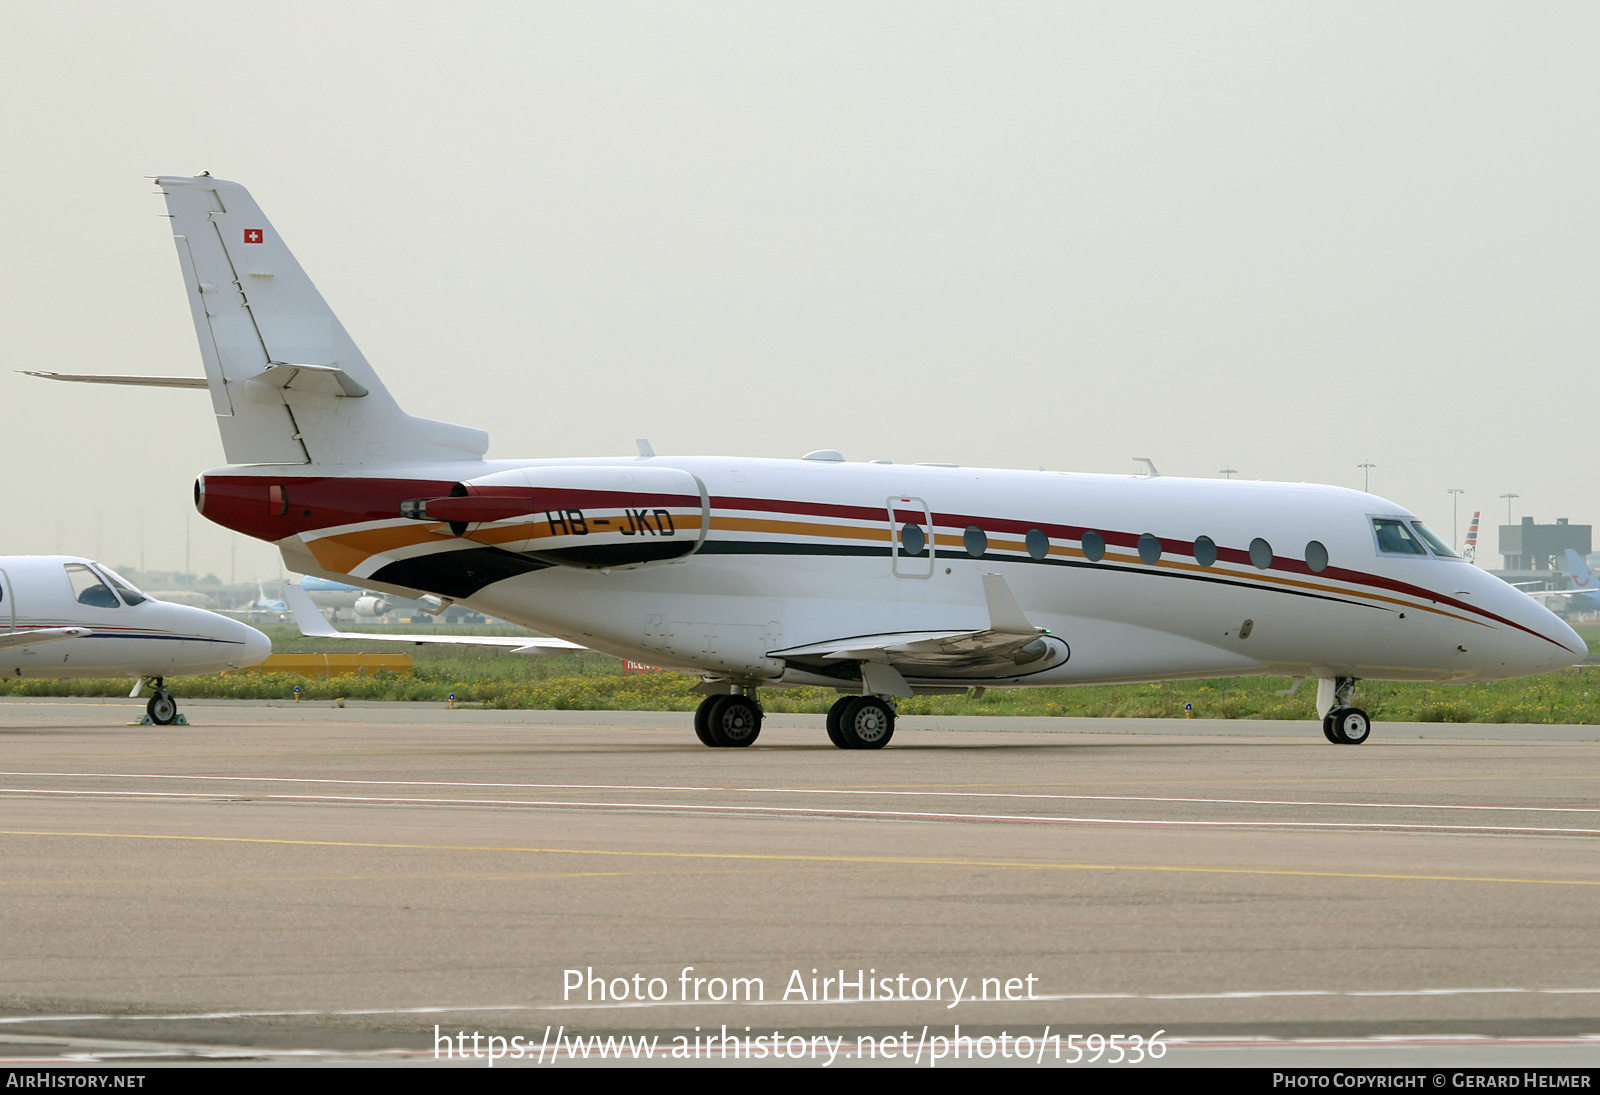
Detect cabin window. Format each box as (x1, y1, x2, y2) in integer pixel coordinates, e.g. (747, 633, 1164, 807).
(268, 485, 289, 516)
(1305, 540, 1329, 573)
(1193, 536, 1217, 567)
(1372, 518, 1427, 556)
(1081, 530, 1105, 562)
(899, 522, 927, 557)
(1410, 522, 1458, 558)
(1025, 528, 1049, 560)
(64, 563, 119, 608)
(963, 526, 987, 558)
(97, 566, 147, 606)
(1249, 538, 1274, 570)
(1137, 533, 1161, 565)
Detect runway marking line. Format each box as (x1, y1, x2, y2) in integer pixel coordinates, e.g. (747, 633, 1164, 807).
(3, 771, 1596, 815)
(6, 988, 1600, 1025)
(6, 785, 1600, 837)
(0, 828, 1595, 887)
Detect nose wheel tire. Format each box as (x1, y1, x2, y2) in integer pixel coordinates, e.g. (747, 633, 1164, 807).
(697, 694, 762, 747)
(833, 696, 895, 750)
(1325, 707, 1371, 745)
(146, 690, 178, 726)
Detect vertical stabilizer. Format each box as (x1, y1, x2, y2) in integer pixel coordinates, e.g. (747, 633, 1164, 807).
(1565, 548, 1597, 590)
(156, 176, 488, 466)
(1463, 511, 1481, 563)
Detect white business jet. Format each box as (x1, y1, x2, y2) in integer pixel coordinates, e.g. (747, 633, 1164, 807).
(0, 556, 271, 723)
(27, 177, 1586, 749)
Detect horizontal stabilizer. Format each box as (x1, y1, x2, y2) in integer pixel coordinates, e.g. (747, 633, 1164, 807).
(283, 583, 582, 652)
(22, 371, 208, 389)
(0, 627, 91, 651)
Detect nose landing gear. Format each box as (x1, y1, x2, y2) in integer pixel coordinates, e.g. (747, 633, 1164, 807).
(134, 676, 187, 726)
(1318, 677, 1369, 745)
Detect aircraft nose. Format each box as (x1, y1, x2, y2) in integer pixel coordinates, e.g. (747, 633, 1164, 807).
(1540, 613, 1587, 669)
(234, 620, 272, 668)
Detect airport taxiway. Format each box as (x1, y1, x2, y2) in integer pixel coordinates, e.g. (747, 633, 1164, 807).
(0, 698, 1597, 1068)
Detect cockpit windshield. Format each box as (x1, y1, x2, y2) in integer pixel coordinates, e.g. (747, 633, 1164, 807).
(64, 563, 119, 608)
(1409, 522, 1458, 558)
(96, 567, 148, 605)
(1372, 518, 1427, 556)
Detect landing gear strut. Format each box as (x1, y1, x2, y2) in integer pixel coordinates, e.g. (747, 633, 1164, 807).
(692, 691, 763, 747)
(1318, 676, 1370, 745)
(826, 695, 895, 750)
(142, 677, 181, 726)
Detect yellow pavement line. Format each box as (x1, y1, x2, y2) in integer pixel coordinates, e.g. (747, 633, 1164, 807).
(0, 829, 1593, 887)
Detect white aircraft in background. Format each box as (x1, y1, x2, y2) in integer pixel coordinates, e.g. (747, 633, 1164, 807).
(0, 556, 270, 723)
(299, 575, 394, 618)
(1566, 549, 1600, 609)
(28, 176, 1586, 749)
(1520, 549, 1600, 617)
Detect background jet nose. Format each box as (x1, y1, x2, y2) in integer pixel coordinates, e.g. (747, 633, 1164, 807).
(234, 621, 272, 668)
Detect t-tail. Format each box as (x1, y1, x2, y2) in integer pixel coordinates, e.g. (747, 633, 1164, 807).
(154, 176, 488, 467)
(1463, 510, 1480, 563)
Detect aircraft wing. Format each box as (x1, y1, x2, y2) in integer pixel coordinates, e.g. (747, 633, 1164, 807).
(770, 628, 1044, 660)
(770, 574, 1046, 660)
(0, 627, 91, 650)
(282, 583, 583, 653)
(767, 575, 1061, 695)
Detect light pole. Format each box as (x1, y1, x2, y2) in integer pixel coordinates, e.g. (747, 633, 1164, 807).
(1219, 467, 1237, 480)
(1447, 488, 1465, 548)
(1500, 492, 1519, 525)
(1358, 462, 1376, 492)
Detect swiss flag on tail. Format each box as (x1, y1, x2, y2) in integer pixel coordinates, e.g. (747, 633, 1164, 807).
(243, 228, 264, 244)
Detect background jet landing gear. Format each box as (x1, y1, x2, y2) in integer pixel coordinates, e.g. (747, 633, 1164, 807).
(692, 692, 762, 748)
(1317, 676, 1369, 745)
(826, 695, 895, 750)
(137, 677, 187, 726)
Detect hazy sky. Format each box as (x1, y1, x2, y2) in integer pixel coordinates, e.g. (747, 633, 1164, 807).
(3, 3, 1596, 580)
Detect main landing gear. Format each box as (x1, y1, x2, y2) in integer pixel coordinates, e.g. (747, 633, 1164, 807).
(1319, 676, 1370, 745)
(689, 691, 898, 750)
(135, 676, 186, 726)
(693, 692, 763, 747)
(826, 695, 895, 750)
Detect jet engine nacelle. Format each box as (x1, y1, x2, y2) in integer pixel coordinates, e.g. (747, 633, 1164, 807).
(353, 594, 392, 617)
(401, 466, 707, 569)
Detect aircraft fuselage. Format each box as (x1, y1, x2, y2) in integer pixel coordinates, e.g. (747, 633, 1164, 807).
(194, 457, 1583, 691)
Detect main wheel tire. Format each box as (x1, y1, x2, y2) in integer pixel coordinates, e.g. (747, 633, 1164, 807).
(706, 695, 762, 748)
(825, 697, 852, 748)
(147, 692, 178, 726)
(835, 696, 894, 750)
(693, 696, 720, 747)
(1322, 715, 1340, 744)
(1328, 707, 1371, 745)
